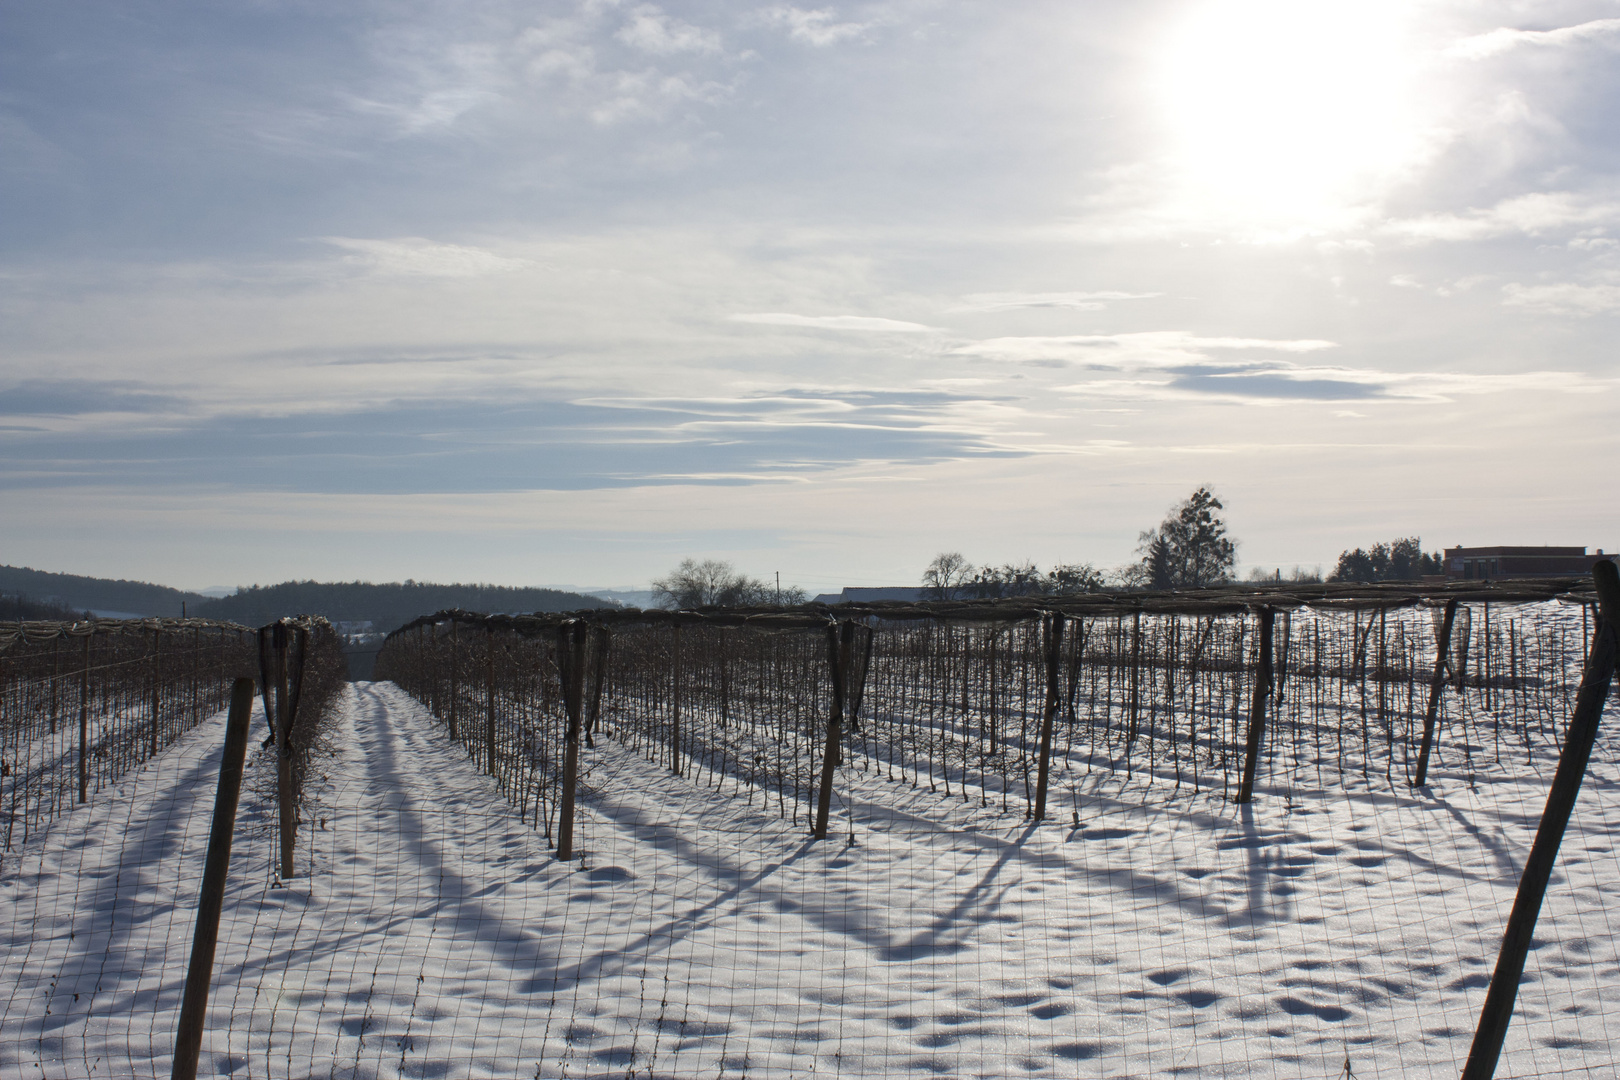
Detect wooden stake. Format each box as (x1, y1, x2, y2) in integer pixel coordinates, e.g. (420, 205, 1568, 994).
(274, 625, 295, 880)
(78, 632, 90, 803)
(1414, 599, 1458, 786)
(585, 626, 610, 746)
(556, 622, 588, 861)
(171, 678, 256, 1080)
(448, 621, 459, 740)
(150, 628, 162, 759)
(814, 620, 852, 839)
(1032, 612, 1065, 821)
(670, 625, 682, 775)
(1235, 606, 1275, 804)
(485, 626, 497, 774)
(1463, 561, 1620, 1079)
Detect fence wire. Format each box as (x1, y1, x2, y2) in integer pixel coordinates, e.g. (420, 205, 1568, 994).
(1, 598, 1616, 1078)
(0, 619, 256, 858)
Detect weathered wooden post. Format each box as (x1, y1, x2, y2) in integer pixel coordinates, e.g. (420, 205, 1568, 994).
(257, 622, 302, 881)
(50, 637, 59, 735)
(1032, 612, 1065, 821)
(170, 677, 256, 1080)
(78, 631, 90, 803)
(1413, 598, 1459, 786)
(814, 620, 853, 840)
(273, 625, 295, 880)
(485, 624, 497, 774)
(1235, 606, 1275, 804)
(448, 620, 459, 741)
(1462, 560, 1620, 1079)
(150, 627, 162, 759)
(670, 624, 683, 775)
(585, 625, 610, 746)
(555, 621, 589, 861)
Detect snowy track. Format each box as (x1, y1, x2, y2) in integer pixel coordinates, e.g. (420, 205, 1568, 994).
(4, 681, 1620, 1078)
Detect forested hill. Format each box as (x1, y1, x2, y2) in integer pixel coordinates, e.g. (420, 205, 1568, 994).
(194, 580, 614, 633)
(0, 565, 211, 617)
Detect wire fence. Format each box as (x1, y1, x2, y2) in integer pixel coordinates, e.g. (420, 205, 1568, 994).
(0, 618, 256, 858)
(373, 582, 1598, 844)
(3, 671, 1617, 1078)
(2, 580, 1617, 1079)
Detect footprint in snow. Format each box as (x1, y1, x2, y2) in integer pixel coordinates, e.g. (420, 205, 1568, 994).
(1276, 995, 1350, 1022)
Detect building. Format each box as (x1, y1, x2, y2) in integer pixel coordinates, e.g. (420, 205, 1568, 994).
(1443, 546, 1613, 580)
(810, 586, 928, 605)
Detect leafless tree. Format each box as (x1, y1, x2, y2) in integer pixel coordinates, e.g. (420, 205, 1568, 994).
(922, 552, 975, 600)
(652, 559, 804, 608)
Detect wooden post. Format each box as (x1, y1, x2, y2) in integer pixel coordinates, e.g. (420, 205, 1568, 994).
(485, 626, 497, 774)
(555, 622, 588, 861)
(585, 626, 610, 747)
(1032, 612, 1065, 821)
(1483, 601, 1492, 710)
(1413, 598, 1459, 786)
(150, 628, 162, 759)
(448, 621, 459, 740)
(814, 620, 852, 840)
(670, 625, 682, 775)
(171, 678, 256, 1080)
(78, 632, 90, 803)
(273, 625, 295, 880)
(50, 638, 59, 736)
(1463, 561, 1620, 1079)
(1235, 606, 1275, 804)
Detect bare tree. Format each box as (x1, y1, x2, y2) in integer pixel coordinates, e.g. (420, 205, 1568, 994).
(921, 552, 976, 600)
(924, 554, 1103, 599)
(652, 559, 804, 609)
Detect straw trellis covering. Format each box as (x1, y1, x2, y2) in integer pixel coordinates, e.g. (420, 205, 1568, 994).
(0, 617, 255, 856)
(254, 616, 351, 857)
(373, 579, 1601, 846)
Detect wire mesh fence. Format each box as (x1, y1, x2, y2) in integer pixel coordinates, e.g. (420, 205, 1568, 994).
(373, 586, 1598, 842)
(2, 582, 1618, 1078)
(0, 618, 256, 858)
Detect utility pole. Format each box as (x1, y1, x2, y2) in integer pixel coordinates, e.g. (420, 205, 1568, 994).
(776, 571, 781, 604)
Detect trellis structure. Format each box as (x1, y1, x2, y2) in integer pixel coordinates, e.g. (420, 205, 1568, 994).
(0, 617, 254, 856)
(373, 577, 1601, 854)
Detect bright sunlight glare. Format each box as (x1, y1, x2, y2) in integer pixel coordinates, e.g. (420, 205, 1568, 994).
(1157, 0, 1427, 234)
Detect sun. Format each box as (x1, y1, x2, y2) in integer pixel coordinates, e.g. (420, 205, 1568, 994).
(1155, 0, 1425, 234)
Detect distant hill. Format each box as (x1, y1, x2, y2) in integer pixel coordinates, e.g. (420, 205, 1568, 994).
(0, 564, 211, 618)
(194, 580, 615, 634)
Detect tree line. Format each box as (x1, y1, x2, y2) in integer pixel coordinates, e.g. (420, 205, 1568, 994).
(917, 488, 1448, 599)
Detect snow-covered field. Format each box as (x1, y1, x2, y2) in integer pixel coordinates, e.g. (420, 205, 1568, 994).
(4, 680, 1619, 1078)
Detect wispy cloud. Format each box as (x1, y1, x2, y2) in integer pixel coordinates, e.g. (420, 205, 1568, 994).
(616, 5, 722, 55)
(729, 313, 939, 332)
(953, 331, 1603, 405)
(1502, 280, 1620, 315)
(1381, 192, 1620, 243)
(0, 386, 1029, 493)
(510, 3, 735, 125)
(1448, 18, 1620, 60)
(0, 380, 184, 418)
(956, 332, 1337, 368)
(324, 237, 531, 277)
(758, 6, 870, 47)
(955, 291, 1161, 312)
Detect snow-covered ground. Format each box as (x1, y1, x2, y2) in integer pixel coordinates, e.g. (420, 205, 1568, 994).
(3, 680, 1619, 1078)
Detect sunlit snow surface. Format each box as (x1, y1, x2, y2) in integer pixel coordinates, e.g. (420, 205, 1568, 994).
(4, 679, 1619, 1079)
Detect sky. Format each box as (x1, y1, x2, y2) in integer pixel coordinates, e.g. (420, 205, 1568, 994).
(2, 0, 1618, 596)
